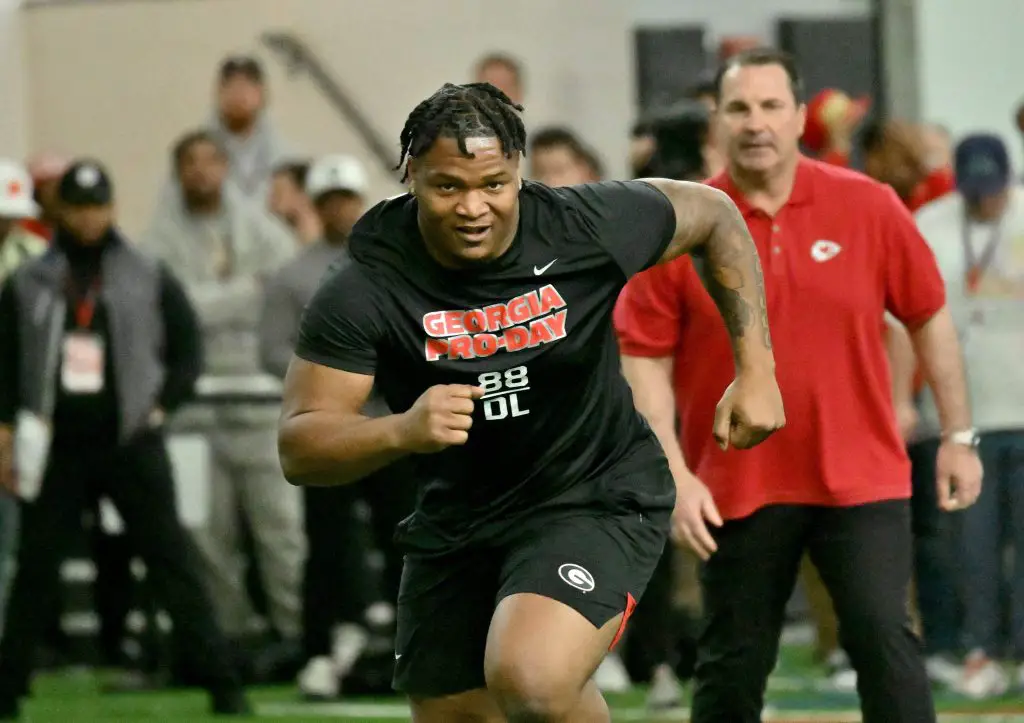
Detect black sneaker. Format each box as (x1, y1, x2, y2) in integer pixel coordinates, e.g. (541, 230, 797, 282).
(209, 687, 252, 716)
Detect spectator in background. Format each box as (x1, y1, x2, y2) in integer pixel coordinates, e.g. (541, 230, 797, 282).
(260, 155, 369, 379)
(261, 154, 415, 699)
(528, 127, 602, 186)
(0, 160, 46, 627)
(861, 119, 954, 211)
(269, 160, 321, 246)
(631, 87, 723, 180)
(22, 153, 69, 241)
(914, 134, 1024, 699)
(690, 75, 726, 178)
(688, 72, 717, 113)
(141, 130, 304, 655)
(473, 52, 524, 105)
(0, 161, 46, 282)
(629, 122, 658, 180)
(801, 88, 871, 166)
(208, 55, 294, 204)
(616, 48, 978, 723)
(921, 123, 953, 175)
(0, 160, 249, 718)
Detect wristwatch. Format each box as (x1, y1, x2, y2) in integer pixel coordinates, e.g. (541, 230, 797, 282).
(943, 428, 980, 448)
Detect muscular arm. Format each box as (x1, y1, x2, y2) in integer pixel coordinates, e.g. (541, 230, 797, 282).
(909, 306, 971, 432)
(641, 179, 774, 373)
(621, 355, 693, 485)
(278, 358, 411, 486)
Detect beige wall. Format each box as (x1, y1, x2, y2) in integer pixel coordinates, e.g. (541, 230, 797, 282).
(1, 0, 30, 159)
(23, 0, 634, 235)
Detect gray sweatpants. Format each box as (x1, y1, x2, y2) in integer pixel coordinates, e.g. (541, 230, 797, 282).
(191, 417, 305, 640)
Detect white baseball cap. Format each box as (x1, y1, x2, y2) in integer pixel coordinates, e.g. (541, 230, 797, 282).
(0, 159, 38, 219)
(305, 154, 369, 199)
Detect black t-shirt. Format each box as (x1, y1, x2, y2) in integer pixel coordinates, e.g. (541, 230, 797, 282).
(296, 180, 678, 553)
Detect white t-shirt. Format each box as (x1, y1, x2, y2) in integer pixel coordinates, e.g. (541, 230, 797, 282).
(914, 186, 1024, 438)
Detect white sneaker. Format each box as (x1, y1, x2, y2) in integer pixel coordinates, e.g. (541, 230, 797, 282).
(593, 653, 631, 693)
(826, 649, 858, 693)
(646, 663, 683, 709)
(364, 601, 395, 628)
(956, 650, 1009, 699)
(296, 655, 339, 700)
(331, 623, 370, 680)
(925, 654, 962, 688)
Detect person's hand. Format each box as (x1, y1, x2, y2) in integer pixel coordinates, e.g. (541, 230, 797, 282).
(936, 439, 983, 511)
(672, 472, 722, 560)
(895, 402, 919, 441)
(399, 385, 484, 453)
(0, 428, 16, 497)
(713, 369, 786, 450)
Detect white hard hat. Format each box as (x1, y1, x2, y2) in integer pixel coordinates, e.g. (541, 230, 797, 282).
(0, 159, 38, 219)
(306, 154, 369, 199)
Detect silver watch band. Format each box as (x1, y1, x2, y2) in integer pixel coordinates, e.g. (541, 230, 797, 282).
(944, 429, 979, 447)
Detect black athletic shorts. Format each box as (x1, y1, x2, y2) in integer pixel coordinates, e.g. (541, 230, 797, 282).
(391, 480, 672, 697)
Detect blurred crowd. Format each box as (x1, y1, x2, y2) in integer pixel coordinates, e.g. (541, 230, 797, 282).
(0, 40, 1022, 711)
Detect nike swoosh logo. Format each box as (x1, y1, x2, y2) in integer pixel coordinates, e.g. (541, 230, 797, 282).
(534, 259, 557, 275)
(394, 653, 402, 660)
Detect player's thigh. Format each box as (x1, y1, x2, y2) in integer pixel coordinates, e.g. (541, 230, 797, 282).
(393, 547, 500, 699)
(485, 509, 669, 697)
(409, 688, 504, 723)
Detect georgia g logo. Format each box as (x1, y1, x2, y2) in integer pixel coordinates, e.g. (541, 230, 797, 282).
(558, 563, 595, 593)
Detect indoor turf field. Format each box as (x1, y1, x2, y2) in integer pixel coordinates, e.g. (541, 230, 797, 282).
(19, 643, 1024, 722)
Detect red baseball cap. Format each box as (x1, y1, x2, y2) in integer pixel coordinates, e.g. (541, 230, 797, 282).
(803, 89, 871, 153)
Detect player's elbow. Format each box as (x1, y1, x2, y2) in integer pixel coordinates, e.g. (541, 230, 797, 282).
(277, 412, 366, 487)
(277, 415, 323, 486)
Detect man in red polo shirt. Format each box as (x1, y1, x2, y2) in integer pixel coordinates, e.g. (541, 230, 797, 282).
(615, 47, 982, 723)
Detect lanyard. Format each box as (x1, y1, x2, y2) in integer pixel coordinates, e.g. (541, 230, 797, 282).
(962, 213, 1003, 294)
(72, 280, 101, 329)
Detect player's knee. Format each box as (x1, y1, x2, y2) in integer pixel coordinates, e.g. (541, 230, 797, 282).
(409, 693, 502, 723)
(485, 654, 579, 722)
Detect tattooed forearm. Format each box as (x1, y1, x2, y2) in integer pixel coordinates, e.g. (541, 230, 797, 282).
(699, 235, 754, 343)
(696, 196, 774, 364)
(641, 178, 775, 368)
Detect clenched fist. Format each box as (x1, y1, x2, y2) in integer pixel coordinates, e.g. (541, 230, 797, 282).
(713, 369, 786, 451)
(399, 384, 484, 453)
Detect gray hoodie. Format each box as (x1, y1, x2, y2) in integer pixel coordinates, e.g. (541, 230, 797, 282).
(208, 111, 295, 204)
(259, 241, 390, 417)
(140, 183, 296, 379)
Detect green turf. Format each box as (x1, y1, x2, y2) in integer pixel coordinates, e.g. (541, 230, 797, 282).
(15, 644, 1024, 721)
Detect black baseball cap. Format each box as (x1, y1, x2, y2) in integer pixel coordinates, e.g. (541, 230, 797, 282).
(58, 160, 113, 207)
(955, 134, 1011, 200)
(219, 55, 264, 83)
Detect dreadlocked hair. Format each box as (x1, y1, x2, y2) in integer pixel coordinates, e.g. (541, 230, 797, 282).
(395, 82, 526, 182)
